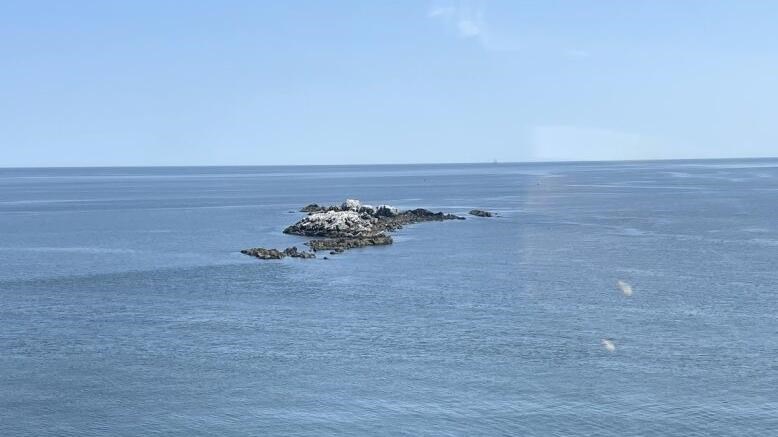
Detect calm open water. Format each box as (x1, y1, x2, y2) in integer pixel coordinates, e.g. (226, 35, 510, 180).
(1, 160, 777, 435)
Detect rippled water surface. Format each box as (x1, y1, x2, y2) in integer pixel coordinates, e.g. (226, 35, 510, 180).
(1, 160, 777, 435)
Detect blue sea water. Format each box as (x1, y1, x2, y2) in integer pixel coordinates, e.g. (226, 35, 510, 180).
(1, 160, 777, 436)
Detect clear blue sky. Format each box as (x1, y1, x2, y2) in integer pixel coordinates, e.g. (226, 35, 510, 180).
(1, 1, 776, 166)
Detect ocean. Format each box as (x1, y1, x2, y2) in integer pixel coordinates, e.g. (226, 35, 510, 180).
(1, 160, 777, 435)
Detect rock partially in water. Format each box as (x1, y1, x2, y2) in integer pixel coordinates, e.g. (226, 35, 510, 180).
(241, 246, 316, 260)
(307, 234, 394, 252)
(283, 246, 316, 259)
(469, 209, 494, 217)
(241, 247, 286, 260)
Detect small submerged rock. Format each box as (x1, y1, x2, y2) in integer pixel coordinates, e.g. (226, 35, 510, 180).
(469, 209, 494, 217)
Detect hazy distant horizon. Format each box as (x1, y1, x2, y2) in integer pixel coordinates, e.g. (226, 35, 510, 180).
(2, 155, 777, 170)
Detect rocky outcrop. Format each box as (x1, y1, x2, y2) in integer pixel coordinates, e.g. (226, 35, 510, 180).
(241, 246, 316, 260)
(243, 199, 468, 261)
(284, 205, 463, 237)
(469, 209, 494, 217)
(283, 210, 378, 238)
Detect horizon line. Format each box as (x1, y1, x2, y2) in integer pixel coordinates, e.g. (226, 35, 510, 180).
(1, 156, 776, 170)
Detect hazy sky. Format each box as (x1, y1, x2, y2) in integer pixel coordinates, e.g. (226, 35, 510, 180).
(1, 1, 777, 166)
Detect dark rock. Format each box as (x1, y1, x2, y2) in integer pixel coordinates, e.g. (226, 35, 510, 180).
(358, 205, 376, 215)
(307, 234, 393, 251)
(241, 246, 315, 260)
(374, 205, 399, 217)
(283, 246, 316, 259)
(241, 247, 286, 260)
(376, 208, 464, 232)
(469, 209, 493, 217)
(300, 203, 325, 213)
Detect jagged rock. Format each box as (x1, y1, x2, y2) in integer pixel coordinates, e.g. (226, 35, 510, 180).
(283, 210, 378, 238)
(469, 209, 493, 217)
(307, 234, 394, 251)
(283, 246, 316, 259)
(241, 247, 286, 260)
(358, 204, 375, 215)
(241, 246, 315, 260)
(375, 205, 399, 217)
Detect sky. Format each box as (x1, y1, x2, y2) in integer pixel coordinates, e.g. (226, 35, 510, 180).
(1, 1, 777, 167)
